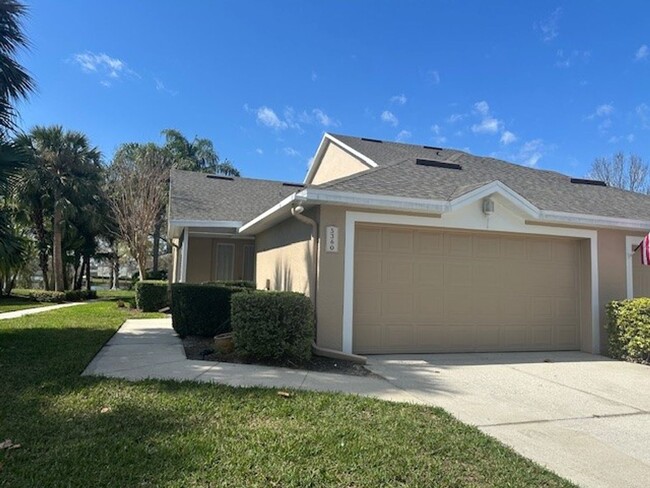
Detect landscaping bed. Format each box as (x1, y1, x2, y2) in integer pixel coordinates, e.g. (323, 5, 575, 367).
(182, 334, 374, 377)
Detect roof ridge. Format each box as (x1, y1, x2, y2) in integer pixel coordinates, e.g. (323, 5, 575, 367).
(170, 168, 300, 186)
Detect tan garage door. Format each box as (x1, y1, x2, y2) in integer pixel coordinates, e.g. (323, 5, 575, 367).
(353, 224, 582, 354)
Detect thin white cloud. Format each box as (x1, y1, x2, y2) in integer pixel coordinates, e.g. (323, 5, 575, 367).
(283, 147, 300, 157)
(311, 70, 318, 81)
(381, 110, 399, 126)
(608, 133, 636, 144)
(637, 103, 650, 128)
(500, 131, 517, 145)
(155, 78, 178, 96)
(255, 148, 263, 155)
(427, 70, 440, 85)
(474, 101, 490, 116)
(72, 52, 137, 84)
(433, 136, 447, 145)
(312, 108, 339, 127)
(396, 130, 411, 142)
(447, 113, 466, 123)
(555, 49, 590, 68)
(472, 117, 501, 134)
(586, 103, 614, 120)
(635, 44, 649, 61)
(256, 106, 288, 130)
(431, 124, 441, 135)
(517, 139, 546, 167)
(535, 7, 562, 42)
(390, 94, 407, 105)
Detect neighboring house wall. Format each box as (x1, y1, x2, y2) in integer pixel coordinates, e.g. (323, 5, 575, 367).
(255, 209, 317, 295)
(185, 236, 255, 283)
(311, 142, 370, 185)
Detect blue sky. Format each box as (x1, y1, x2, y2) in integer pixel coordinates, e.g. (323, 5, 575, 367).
(15, 1, 650, 183)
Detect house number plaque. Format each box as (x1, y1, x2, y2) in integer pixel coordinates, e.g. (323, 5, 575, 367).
(326, 226, 339, 253)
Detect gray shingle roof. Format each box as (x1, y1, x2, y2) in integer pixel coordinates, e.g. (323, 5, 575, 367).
(320, 134, 650, 221)
(169, 169, 299, 223)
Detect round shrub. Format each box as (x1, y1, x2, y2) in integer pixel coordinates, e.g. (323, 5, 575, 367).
(135, 280, 169, 312)
(231, 291, 314, 363)
(607, 298, 650, 362)
(171, 283, 247, 337)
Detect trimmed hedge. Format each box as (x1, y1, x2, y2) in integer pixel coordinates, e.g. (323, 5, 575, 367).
(12, 289, 65, 303)
(201, 281, 256, 290)
(135, 280, 169, 312)
(11, 289, 97, 303)
(63, 289, 97, 301)
(607, 298, 650, 362)
(171, 283, 248, 337)
(232, 291, 314, 363)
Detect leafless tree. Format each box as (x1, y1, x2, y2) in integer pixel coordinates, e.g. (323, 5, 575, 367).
(589, 152, 649, 193)
(107, 144, 170, 281)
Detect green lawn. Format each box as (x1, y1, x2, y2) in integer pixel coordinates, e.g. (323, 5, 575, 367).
(95, 288, 136, 301)
(0, 302, 575, 487)
(0, 296, 49, 313)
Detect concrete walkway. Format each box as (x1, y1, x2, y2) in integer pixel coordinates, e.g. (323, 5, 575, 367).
(83, 318, 411, 402)
(84, 317, 650, 488)
(0, 301, 86, 320)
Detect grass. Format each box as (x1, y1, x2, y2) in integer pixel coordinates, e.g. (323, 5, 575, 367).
(0, 296, 49, 313)
(0, 303, 576, 487)
(96, 288, 136, 300)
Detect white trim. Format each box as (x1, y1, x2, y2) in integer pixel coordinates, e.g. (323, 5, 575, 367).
(238, 193, 298, 234)
(625, 235, 645, 299)
(342, 211, 600, 355)
(303, 133, 378, 185)
(239, 182, 650, 237)
(170, 219, 243, 228)
(180, 229, 189, 283)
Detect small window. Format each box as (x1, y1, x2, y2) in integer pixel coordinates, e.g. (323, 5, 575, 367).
(242, 244, 255, 282)
(215, 243, 235, 281)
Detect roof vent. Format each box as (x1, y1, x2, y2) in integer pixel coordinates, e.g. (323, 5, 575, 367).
(282, 182, 303, 188)
(360, 137, 383, 143)
(206, 174, 234, 181)
(570, 178, 607, 187)
(422, 145, 443, 151)
(415, 159, 462, 170)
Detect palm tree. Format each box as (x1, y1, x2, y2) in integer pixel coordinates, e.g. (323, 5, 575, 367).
(0, 0, 34, 135)
(161, 129, 240, 176)
(18, 126, 101, 291)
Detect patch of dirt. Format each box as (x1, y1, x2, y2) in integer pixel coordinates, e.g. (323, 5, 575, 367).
(182, 335, 375, 377)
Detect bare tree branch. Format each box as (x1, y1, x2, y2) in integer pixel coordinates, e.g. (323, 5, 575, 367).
(589, 152, 649, 193)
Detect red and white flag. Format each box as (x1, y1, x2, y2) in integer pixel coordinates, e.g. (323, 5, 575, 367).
(640, 234, 650, 266)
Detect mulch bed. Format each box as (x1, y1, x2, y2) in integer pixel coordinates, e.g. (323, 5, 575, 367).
(182, 335, 375, 377)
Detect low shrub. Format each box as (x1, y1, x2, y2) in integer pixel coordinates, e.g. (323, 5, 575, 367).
(63, 289, 97, 302)
(12, 289, 65, 303)
(171, 283, 248, 337)
(135, 280, 169, 312)
(231, 291, 313, 363)
(607, 298, 650, 362)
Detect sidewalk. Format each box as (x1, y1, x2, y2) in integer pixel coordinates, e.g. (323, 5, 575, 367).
(83, 318, 415, 403)
(0, 302, 86, 320)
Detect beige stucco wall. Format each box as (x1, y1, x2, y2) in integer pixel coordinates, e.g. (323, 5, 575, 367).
(185, 236, 255, 284)
(311, 141, 371, 185)
(255, 209, 317, 295)
(257, 202, 646, 355)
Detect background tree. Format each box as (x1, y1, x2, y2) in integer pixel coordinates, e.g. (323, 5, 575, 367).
(162, 129, 239, 176)
(589, 152, 649, 193)
(107, 143, 170, 281)
(0, 1, 34, 292)
(16, 126, 102, 291)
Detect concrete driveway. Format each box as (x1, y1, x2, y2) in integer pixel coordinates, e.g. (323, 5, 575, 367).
(366, 352, 650, 488)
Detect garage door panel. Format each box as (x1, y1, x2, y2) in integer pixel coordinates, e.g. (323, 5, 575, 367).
(354, 224, 582, 354)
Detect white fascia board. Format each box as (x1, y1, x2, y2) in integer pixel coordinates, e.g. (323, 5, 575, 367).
(238, 193, 299, 235)
(300, 188, 449, 213)
(536, 210, 650, 231)
(168, 219, 243, 238)
(303, 133, 378, 185)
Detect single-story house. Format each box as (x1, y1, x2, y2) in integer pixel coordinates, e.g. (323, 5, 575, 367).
(168, 133, 650, 356)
